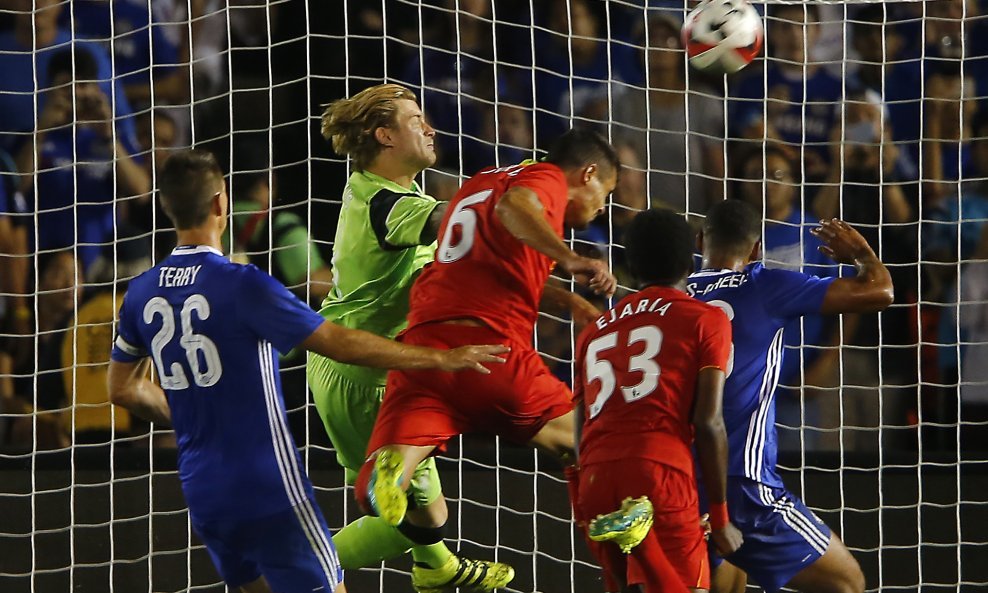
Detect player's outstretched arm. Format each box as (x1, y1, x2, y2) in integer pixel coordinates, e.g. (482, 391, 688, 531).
(811, 219, 895, 315)
(693, 366, 743, 556)
(107, 358, 171, 425)
(300, 321, 509, 374)
(494, 187, 616, 297)
(541, 281, 602, 330)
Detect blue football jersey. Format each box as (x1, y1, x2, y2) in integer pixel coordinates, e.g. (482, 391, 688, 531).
(111, 245, 325, 520)
(687, 263, 834, 487)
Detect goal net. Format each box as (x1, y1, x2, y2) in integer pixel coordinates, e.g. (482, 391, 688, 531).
(1, 0, 986, 592)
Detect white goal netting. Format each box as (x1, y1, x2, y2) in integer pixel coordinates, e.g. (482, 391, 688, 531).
(1, 0, 986, 592)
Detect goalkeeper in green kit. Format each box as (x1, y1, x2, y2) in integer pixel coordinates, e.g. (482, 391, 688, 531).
(308, 83, 514, 592)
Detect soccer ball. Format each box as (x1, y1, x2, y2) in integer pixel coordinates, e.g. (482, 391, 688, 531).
(682, 0, 763, 75)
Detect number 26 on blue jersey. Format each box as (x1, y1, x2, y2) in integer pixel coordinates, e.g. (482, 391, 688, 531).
(143, 294, 223, 389)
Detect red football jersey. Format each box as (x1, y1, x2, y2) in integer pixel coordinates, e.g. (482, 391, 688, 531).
(575, 286, 732, 477)
(407, 162, 569, 343)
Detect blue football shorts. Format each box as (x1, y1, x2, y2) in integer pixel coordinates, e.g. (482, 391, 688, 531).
(192, 498, 343, 593)
(703, 477, 832, 593)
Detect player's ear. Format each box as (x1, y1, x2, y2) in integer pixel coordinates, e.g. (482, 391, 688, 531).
(582, 163, 598, 185)
(749, 240, 762, 263)
(374, 126, 393, 149)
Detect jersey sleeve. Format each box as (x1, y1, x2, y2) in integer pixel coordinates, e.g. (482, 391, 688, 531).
(508, 164, 568, 212)
(696, 306, 732, 372)
(111, 290, 148, 363)
(236, 265, 325, 354)
(368, 188, 440, 250)
(755, 266, 836, 320)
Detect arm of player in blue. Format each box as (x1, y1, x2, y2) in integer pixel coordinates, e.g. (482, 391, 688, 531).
(756, 266, 837, 320)
(236, 265, 325, 355)
(111, 291, 148, 363)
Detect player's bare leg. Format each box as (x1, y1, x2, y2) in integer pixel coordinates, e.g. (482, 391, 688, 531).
(709, 560, 747, 593)
(784, 533, 865, 593)
(407, 494, 449, 527)
(528, 409, 577, 461)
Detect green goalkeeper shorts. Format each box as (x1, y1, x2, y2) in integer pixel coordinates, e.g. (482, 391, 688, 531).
(307, 354, 442, 508)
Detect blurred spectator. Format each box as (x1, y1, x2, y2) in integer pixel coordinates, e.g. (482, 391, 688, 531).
(6, 252, 81, 450)
(0, 0, 135, 154)
(227, 141, 332, 442)
(735, 146, 839, 451)
(924, 114, 988, 268)
(60, 0, 188, 107)
(814, 91, 914, 236)
(473, 101, 536, 172)
(534, 0, 625, 141)
(16, 47, 150, 270)
(606, 141, 648, 297)
(229, 161, 333, 305)
(128, 107, 180, 259)
(811, 92, 918, 451)
(614, 13, 724, 214)
(851, 4, 923, 176)
(0, 148, 30, 344)
(934, 221, 988, 454)
(399, 0, 496, 171)
(59, 229, 153, 444)
(611, 142, 648, 234)
(922, 67, 978, 203)
(730, 4, 845, 181)
(952, 225, 988, 452)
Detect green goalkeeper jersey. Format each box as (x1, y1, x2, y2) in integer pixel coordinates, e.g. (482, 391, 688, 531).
(315, 169, 440, 386)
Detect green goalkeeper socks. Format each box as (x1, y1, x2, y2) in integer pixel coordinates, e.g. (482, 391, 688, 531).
(331, 516, 454, 570)
(410, 541, 453, 569)
(333, 516, 415, 569)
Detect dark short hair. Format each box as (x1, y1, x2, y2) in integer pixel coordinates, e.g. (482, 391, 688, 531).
(158, 149, 224, 230)
(624, 208, 695, 287)
(48, 47, 98, 85)
(544, 128, 621, 178)
(703, 199, 761, 257)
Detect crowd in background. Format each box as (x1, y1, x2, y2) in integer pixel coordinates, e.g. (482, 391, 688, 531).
(0, 0, 986, 457)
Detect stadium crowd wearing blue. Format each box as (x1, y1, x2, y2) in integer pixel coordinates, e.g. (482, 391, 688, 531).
(1, 0, 988, 454)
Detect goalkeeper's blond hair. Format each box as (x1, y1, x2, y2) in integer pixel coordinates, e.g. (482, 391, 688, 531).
(320, 83, 419, 172)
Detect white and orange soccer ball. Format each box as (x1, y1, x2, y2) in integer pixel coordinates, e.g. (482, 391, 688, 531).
(682, 0, 763, 75)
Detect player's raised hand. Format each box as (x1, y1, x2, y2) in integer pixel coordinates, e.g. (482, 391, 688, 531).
(439, 344, 510, 374)
(811, 219, 878, 265)
(561, 255, 617, 298)
(710, 522, 744, 557)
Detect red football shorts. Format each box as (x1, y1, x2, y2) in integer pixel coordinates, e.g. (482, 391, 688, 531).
(367, 323, 574, 454)
(575, 459, 709, 592)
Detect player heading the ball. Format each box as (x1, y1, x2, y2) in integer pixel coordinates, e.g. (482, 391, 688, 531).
(354, 128, 619, 533)
(107, 149, 508, 593)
